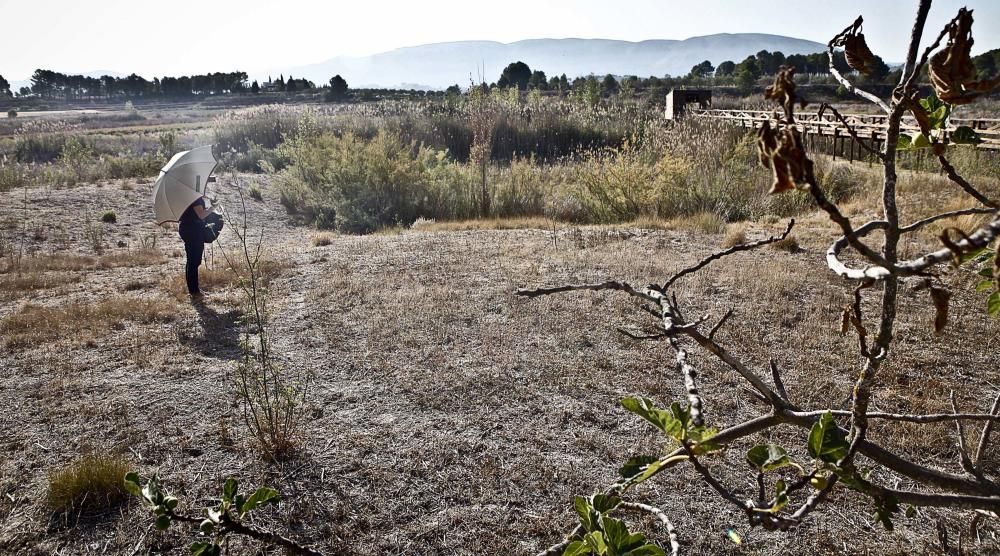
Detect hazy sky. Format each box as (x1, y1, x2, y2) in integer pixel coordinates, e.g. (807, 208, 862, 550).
(2, 0, 998, 80)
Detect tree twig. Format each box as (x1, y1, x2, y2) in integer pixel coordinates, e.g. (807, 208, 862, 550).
(827, 17, 891, 113)
(661, 220, 794, 291)
(516, 280, 659, 303)
(900, 208, 998, 234)
(950, 391, 980, 476)
(818, 103, 886, 160)
(937, 155, 1000, 209)
(709, 308, 734, 340)
(975, 392, 1000, 466)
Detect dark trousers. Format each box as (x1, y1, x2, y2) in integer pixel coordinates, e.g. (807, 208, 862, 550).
(179, 226, 205, 294)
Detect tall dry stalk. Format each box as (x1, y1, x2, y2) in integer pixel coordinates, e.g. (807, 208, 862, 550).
(218, 184, 308, 460)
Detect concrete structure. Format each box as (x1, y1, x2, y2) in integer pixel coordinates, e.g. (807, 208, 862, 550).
(665, 89, 712, 119)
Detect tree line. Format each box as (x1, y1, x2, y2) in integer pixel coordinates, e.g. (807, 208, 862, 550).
(461, 47, 1000, 98)
(2, 47, 997, 102)
(2, 70, 317, 100)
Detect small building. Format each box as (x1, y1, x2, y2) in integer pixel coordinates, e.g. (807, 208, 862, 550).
(665, 88, 712, 119)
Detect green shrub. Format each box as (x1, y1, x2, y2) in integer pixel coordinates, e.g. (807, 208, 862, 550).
(101, 210, 117, 223)
(248, 182, 263, 201)
(46, 453, 131, 513)
(15, 131, 66, 163)
(0, 163, 31, 192)
(102, 153, 163, 179)
(278, 130, 459, 233)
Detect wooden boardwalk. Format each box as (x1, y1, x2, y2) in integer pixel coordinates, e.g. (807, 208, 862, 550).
(689, 109, 1000, 154)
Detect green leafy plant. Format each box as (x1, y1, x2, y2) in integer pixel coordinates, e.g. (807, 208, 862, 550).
(965, 242, 1000, 317)
(124, 473, 322, 556)
(100, 210, 117, 223)
(564, 495, 665, 556)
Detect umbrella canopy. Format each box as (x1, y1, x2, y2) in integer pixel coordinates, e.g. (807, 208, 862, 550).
(151, 145, 217, 224)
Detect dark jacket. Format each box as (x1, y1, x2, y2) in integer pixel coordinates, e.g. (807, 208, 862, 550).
(178, 198, 206, 239)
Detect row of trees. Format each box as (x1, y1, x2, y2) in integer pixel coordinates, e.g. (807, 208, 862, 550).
(3, 70, 321, 101)
(470, 46, 1000, 100)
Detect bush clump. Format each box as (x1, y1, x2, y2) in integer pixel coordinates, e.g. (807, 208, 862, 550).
(277, 130, 469, 233)
(101, 210, 117, 223)
(46, 453, 131, 513)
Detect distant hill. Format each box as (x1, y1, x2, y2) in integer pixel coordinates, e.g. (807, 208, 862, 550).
(272, 34, 827, 90)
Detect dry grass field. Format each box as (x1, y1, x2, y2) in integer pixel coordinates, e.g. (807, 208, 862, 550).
(0, 161, 998, 554)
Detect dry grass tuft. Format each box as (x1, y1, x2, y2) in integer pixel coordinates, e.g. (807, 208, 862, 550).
(46, 453, 131, 513)
(771, 235, 801, 252)
(0, 272, 80, 294)
(0, 249, 165, 274)
(670, 211, 726, 234)
(0, 296, 177, 348)
(405, 216, 560, 232)
(312, 232, 335, 247)
(722, 224, 749, 248)
(625, 215, 676, 230)
(162, 258, 285, 300)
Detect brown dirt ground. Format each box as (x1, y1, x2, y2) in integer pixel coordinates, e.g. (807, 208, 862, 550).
(1, 173, 999, 555)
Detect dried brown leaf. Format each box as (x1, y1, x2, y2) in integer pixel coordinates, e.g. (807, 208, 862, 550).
(757, 123, 811, 195)
(930, 287, 951, 334)
(833, 17, 876, 74)
(929, 8, 1000, 104)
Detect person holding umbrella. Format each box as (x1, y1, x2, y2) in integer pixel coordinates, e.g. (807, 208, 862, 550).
(177, 195, 218, 299)
(151, 145, 222, 300)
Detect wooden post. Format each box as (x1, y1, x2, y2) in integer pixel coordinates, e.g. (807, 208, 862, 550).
(833, 128, 839, 160)
(869, 130, 877, 167)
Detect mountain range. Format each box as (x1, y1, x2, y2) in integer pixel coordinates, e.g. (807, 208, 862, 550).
(271, 34, 827, 89)
(9, 33, 828, 92)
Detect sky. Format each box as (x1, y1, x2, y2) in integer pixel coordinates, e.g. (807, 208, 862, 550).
(1, 0, 998, 81)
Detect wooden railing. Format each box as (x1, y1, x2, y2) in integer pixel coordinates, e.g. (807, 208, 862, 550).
(689, 109, 1000, 151)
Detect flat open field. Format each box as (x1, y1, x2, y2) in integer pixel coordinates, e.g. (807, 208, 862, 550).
(1, 171, 999, 555)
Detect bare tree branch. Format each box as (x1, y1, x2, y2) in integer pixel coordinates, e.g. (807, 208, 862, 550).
(900, 208, 998, 234)
(975, 392, 1000, 466)
(709, 308, 734, 341)
(818, 103, 886, 160)
(827, 215, 1000, 280)
(789, 409, 1000, 424)
(950, 391, 981, 476)
(516, 280, 659, 303)
(671, 337, 704, 427)
(827, 17, 892, 113)
(661, 220, 794, 291)
(937, 155, 1000, 209)
(769, 360, 790, 403)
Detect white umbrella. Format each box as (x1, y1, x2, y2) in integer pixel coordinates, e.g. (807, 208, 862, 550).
(151, 145, 217, 225)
